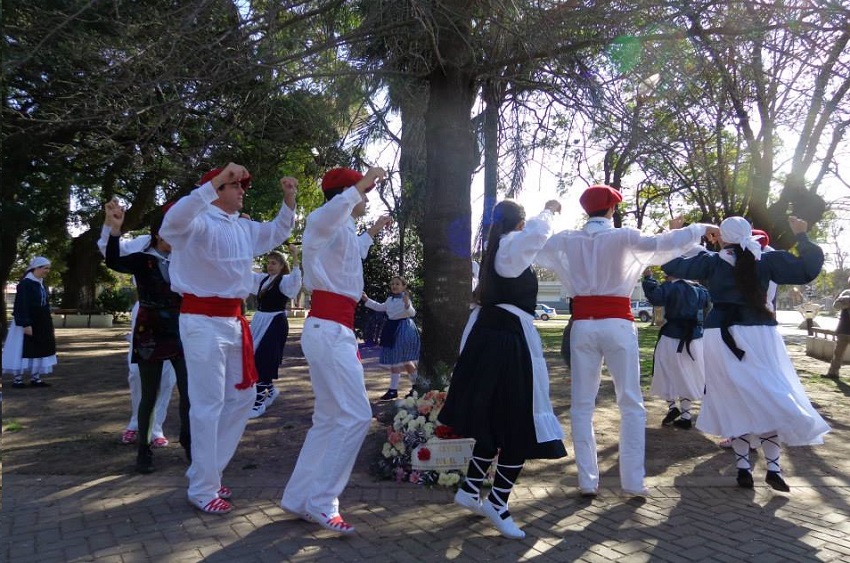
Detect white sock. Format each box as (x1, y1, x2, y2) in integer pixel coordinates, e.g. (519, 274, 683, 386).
(389, 373, 401, 390)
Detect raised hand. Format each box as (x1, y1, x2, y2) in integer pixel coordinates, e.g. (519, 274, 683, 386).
(668, 216, 685, 230)
(105, 198, 125, 234)
(213, 163, 249, 189)
(788, 215, 808, 235)
(356, 167, 386, 193)
(280, 176, 298, 209)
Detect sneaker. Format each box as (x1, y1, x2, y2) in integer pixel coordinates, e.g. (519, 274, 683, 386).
(378, 389, 398, 401)
(193, 497, 233, 514)
(765, 471, 790, 492)
(579, 488, 599, 498)
(11, 381, 27, 389)
(672, 418, 692, 429)
(264, 386, 280, 407)
(454, 488, 485, 517)
(217, 486, 232, 500)
(121, 429, 138, 445)
(661, 407, 681, 426)
(736, 468, 754, 489)
(150, 436, 169, 448)
(622, 487, 650, 498)
(248, 400, 267, 419)
(305, 510, 356, 535)
(30, 379, 51, 387)
(481, 499, 525, 539)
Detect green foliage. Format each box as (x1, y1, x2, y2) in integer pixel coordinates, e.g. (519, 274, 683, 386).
(96, 288, 135, 321)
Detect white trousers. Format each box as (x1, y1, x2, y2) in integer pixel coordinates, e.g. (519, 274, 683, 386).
(281, 318, 372, 517)
(180, 313, 255, 506)
(570, 318, 646, 492)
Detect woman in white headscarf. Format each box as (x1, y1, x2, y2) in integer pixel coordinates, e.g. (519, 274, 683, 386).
(662, 216, 829, 492)
(2, 256, 57, 387)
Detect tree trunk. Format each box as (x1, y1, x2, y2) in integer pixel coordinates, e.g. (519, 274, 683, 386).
(480, 80, 501, 254)
(61, 229, 103, 311)
(420, 6, 477, 379)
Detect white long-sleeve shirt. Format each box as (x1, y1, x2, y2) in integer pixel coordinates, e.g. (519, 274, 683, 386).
(497, 209, 556, 277)
(364, 294, 415, 320)
(96, 225, 151, 257)
(301, 187, 373, 302)
(251, 268, 302, 300)
(160, 181, 294, 299)
(536, 217, 709, 298)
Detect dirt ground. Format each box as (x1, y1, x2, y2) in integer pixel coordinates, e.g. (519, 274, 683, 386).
(2, 321, 849, 488)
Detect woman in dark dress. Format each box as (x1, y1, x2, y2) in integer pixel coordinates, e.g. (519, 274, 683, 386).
(439, 199, 566, 540)
(104, 199, 190, 473)
(2, 256, 57, 387)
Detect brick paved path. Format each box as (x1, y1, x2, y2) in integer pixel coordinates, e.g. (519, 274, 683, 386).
(2, 321, 850, 562)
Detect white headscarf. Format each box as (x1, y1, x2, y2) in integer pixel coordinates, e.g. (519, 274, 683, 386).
(719, 217, 763, 261)
(27, 256, 51, 272)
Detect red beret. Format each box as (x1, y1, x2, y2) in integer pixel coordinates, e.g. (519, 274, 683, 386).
(579, 185, 623, 214)
(321, 167, 372, 192)
(198, 167, 252, 190)
(751, 229, 770, 249)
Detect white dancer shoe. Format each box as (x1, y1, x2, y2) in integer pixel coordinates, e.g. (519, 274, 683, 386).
(264, 386, 280, 407)
(481, 499, 525, 539)
(454, 488, 485, 517)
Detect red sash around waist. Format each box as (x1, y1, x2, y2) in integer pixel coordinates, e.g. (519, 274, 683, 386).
(308, 290, 357, 330)
(180, 294, 258, 390)
(571, 295, 634, 321)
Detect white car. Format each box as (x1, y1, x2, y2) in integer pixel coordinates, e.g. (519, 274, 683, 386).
(534, 304, 556, 321)
(631, 300, 653, 322)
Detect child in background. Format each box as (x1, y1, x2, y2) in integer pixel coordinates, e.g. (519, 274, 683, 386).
(362, 276, 421, 400)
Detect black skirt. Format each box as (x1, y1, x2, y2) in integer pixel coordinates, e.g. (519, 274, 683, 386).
(438, 306, 566, 460)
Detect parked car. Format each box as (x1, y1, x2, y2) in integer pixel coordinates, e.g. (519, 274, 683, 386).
(534, 303, 556, 321)
(631, 300, 653, 322)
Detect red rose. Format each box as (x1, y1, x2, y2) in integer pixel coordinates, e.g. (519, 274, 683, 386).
(417, 447, 431, 461)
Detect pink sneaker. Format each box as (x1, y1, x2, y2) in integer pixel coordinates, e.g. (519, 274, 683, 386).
(150, 436, 169, 448)
(121, 429, 138, 445)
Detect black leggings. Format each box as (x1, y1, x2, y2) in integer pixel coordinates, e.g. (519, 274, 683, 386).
(137, 358, 190, 459)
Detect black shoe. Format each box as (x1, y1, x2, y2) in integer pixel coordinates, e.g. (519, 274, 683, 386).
(30, 380, 51, 388)
(405, 388, 416, 399)
(765, 471, 790, 492)
(378, 389, 398, 401)
(136, 448, 155, 474)
(661, 407, 681, 426)
(672, 418, 692, 429)
(736, 468, 754, 489)
(11, 381, 27, 389)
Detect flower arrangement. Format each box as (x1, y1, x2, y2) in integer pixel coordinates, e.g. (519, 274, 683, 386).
(373, 389, 466, 487)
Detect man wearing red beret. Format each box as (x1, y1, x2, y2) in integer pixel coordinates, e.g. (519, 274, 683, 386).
(281, 166, 391, 534)
(538, 185, 719, 498)
(160, 163, 297, 514)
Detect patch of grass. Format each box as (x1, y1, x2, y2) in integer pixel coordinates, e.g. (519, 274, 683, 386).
(3, 420, 23, 433)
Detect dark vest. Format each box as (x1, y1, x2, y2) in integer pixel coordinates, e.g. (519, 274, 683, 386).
(257, 275, 290, 312)
(480, 249, 538, 316)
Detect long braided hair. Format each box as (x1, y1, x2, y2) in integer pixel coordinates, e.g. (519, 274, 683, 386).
(731, 245, 773, 318)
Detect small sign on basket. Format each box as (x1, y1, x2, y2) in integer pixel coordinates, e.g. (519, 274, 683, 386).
(411, 437, 475, 471)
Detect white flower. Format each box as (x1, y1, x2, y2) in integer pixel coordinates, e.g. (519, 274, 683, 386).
(416, 415, 426, 426)
(396, 443, 406, 455)
(423, 422, 435, 436)
(382, 443, 393, 458)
